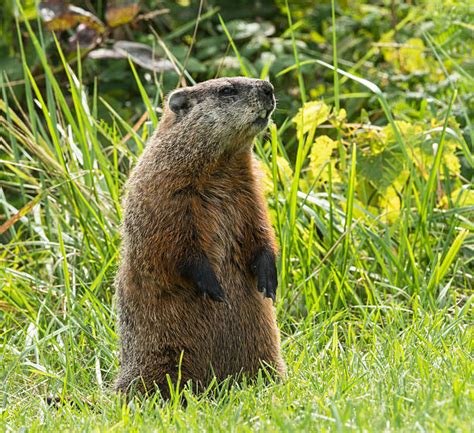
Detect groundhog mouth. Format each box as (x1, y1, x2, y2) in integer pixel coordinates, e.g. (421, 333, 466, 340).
(253, 109, 272, 127)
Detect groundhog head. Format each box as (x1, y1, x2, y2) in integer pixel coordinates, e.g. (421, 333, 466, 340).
(166, 77, 276, 147)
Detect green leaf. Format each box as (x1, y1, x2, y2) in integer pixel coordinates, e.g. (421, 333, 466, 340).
(292, 100, 331, 140)
(358, 147, 404, 190)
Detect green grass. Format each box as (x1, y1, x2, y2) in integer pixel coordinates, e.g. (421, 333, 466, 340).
(1, 3, 473, 432)
(2, 310, 471, 432)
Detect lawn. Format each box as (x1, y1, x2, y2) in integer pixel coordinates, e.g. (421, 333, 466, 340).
(1, 1, 473, 432)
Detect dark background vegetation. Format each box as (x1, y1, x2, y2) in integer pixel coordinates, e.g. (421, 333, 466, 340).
(1, 0, 472, 140)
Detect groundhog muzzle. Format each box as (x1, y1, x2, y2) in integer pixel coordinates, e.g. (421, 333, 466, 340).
(115, 77, 286, 396)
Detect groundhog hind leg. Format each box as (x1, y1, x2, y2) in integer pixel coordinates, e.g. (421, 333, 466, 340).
(115, 357, 202, 399)
(114, 367, 155, 396)
(118, 359, 190, 397)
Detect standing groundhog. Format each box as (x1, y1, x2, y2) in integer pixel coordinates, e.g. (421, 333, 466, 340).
(115, 77, 285, 396)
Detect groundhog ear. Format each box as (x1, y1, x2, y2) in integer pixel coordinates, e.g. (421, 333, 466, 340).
(168, 90, 189, 114)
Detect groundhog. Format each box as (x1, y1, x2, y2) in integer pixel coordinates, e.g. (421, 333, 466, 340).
(115, 77, 286, 397)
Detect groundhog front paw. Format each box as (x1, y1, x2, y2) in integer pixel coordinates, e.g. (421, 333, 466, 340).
(180, 254, 225, 302)
(250, 249, 278, 302)
(200, 276, 226, 302)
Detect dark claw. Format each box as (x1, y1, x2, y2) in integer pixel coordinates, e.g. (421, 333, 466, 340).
(179, 254, 225, 303)
(251, 249, 278, 302)
(205, 282, 226, 302)
(266, 288, 276, 302)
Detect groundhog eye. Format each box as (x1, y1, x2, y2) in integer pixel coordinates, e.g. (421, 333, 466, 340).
(219, 86, 238, 97)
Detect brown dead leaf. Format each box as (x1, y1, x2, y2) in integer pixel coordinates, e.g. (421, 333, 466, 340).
(106, 1, 140, 27)
(39, 1, 106, 33)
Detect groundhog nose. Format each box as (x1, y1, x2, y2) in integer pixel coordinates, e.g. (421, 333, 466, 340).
(260, 81, 274, 98)
(258, 81, 275, 111)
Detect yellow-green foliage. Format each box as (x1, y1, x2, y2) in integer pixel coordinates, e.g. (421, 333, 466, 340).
(284, 100, 466, 223)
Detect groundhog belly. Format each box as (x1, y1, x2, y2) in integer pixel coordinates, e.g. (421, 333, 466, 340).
(206, 249, 276, 377)
(154, 277, 283, 381)
(209, 270, 283, 379)
(116, 268, 283, 393)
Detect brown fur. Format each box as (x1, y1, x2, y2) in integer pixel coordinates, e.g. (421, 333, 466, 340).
(115, 77, 286, 396)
